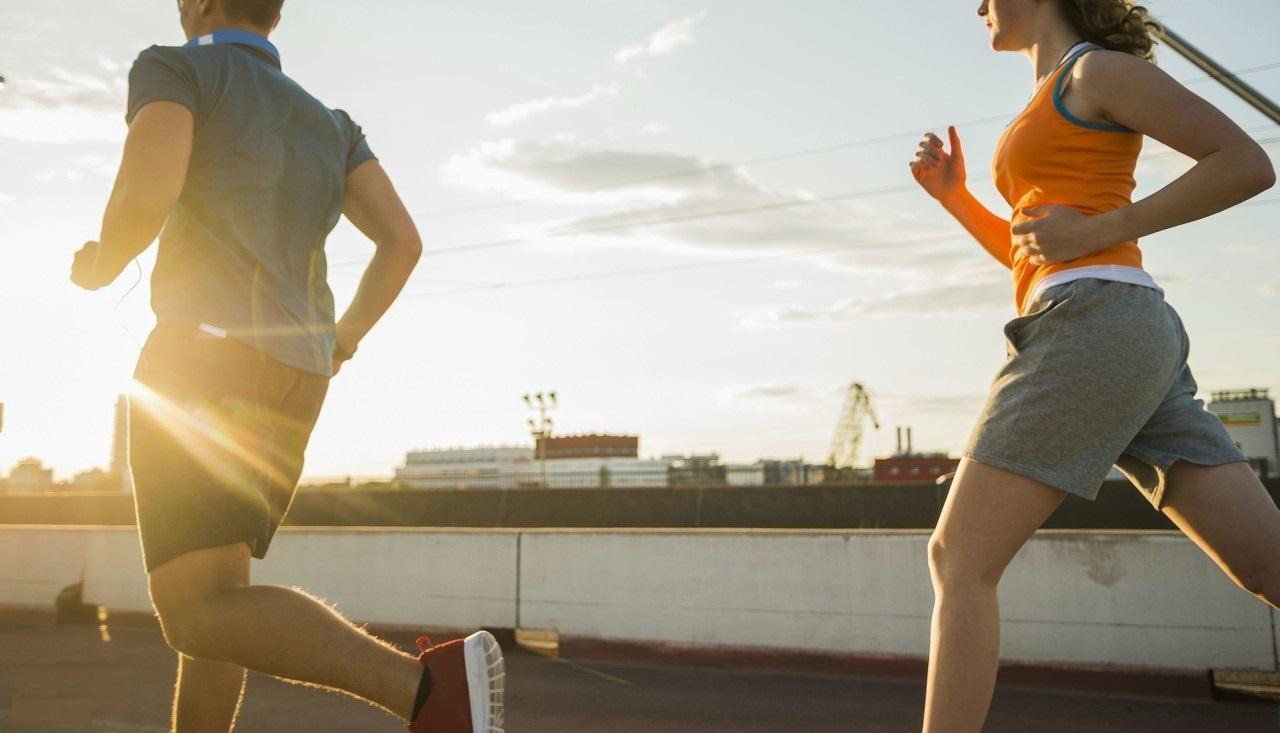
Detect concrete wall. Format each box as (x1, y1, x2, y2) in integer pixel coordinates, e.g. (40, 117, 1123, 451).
(1, 526, 1275, 673)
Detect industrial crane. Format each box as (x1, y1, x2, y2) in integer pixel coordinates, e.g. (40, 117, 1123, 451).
(827, 382, 879, 469)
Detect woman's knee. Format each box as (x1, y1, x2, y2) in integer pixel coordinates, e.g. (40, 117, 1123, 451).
(928, 532, 1007, 590)
(1229, 564, 1280, 607)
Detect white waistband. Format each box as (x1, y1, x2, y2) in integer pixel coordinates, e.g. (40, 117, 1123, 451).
(1022, 265, 1162, 313)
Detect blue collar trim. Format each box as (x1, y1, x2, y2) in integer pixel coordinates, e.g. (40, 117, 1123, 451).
(185, 29, 280, 66)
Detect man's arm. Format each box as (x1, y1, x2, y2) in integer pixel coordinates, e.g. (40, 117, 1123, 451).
(71, 101, 193, 290)
(333, 160, 424, 374)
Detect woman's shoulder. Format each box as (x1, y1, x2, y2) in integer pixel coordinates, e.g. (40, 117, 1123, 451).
(1063, 46, 1166, 110)
(1070, 46, 1157, 86)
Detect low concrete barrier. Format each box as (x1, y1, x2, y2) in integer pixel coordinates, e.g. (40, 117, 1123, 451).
(1, 526, 1274, 674)
(519, 530, 1277, 671)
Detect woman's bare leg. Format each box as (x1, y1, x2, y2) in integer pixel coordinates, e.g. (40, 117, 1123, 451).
(1161, 460, 1280, 609)
(923, 457, 1066, 733)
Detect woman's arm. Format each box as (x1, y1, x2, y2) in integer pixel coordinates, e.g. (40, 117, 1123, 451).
(940, 187, 1014, 269)
(1012, 51, 1275, 265)
(1087, 51, 1275, 241)
(910, 126, 1013, 270)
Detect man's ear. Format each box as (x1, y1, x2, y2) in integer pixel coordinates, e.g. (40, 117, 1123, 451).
(196, 0, 215, 17)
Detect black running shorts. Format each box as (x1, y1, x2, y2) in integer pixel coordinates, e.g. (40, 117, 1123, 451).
(129, 324, 329, 573)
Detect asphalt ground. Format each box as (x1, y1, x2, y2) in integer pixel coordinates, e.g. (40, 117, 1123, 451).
(0, 619, 1276, 732)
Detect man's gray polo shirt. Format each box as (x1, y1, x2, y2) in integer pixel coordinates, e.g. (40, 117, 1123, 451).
(126, 38, 376, 376)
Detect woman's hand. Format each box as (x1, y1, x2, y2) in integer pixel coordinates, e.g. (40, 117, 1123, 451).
(909, 125, 967, 202)
(1010, 204, 1107, 265)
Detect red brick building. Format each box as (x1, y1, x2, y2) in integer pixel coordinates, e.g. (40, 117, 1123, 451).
(536, 434, 639, 460)
(873, 454, 959, 484)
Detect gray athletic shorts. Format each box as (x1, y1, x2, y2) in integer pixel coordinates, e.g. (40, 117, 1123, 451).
(963, 278, 1247, 508)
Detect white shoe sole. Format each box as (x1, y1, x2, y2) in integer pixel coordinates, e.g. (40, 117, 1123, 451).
(463, 630, 505, 732)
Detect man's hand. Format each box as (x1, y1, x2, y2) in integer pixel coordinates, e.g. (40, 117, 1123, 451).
(70, 241, 124, 291)
(329, 330, 358, 377)
(1010, 205, 1107, 265)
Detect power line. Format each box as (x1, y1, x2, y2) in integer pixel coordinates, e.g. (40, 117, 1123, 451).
(417, 61, 1280, 222)
(395, 195, 1280, 300)
(425, 183, 919, 257)
(1238, 196, 1280, 208)
(418, 113, 1015, 220)
(1181, 60, 1280, 86)
(328, 131, 1280, 270)
(399, 233, 965, 299)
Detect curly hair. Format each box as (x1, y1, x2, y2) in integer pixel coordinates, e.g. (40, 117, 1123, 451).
(1061, 0, 1162, 61)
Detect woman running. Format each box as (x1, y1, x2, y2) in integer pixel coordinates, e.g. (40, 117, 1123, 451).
(909, 1, 1276, 730)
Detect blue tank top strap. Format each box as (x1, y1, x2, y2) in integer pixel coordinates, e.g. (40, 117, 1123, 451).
(1053, 42, 1132, 132)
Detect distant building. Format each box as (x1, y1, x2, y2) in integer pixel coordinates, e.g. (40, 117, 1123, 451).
(760, 459, 811, 486)
(1209, 389, 1280, 478)
(111, 394, 133, 493)
(724, 459, 813, 487)
(72, 468, 118, 492)
(8, 458, 54, 493)
(537, 434, 637, 459)
(668, 453, 727, 486)
(535, 435, 669, 488)
(725, 462, 764, 486)
(874, 454, 960, 484)
(396, 435, 670, 489)
(396, 446, 535, 490)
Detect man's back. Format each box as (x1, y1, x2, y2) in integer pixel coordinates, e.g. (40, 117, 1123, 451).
(128, 39, 375, 375)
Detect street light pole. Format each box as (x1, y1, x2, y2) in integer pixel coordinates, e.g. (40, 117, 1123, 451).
(1159, 26, 1280, 126)
(523, 391, 557, 488)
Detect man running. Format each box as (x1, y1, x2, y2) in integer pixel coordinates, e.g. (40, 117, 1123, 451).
(70, 1, 504, 730)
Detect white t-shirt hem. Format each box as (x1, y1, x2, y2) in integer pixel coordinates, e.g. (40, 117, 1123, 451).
(1022, 265, 1162, 313)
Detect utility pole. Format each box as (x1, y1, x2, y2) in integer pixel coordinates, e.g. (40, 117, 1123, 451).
(1159, 26, 1280, 126)
(523, 391, 557, 488)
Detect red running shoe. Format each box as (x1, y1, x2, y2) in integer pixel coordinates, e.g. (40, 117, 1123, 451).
(408, 630, 505, 732)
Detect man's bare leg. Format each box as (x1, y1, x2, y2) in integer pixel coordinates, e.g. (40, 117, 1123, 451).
(173, 654, 247, 733)
(148, 543, 424, 725)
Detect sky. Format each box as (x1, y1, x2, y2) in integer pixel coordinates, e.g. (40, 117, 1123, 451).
(1, 0, 1278, 481)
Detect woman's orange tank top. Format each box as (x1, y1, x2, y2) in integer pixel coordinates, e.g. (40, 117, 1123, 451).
(992, 42, 1145, 313)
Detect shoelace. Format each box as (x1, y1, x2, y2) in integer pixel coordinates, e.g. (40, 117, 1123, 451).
(415, 634, 433, 653)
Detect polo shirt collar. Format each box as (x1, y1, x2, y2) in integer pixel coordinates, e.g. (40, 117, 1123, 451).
(185, 29, 281, 68)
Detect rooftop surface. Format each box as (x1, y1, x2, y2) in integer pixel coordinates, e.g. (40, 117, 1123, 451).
(1, 619, 1277, 732)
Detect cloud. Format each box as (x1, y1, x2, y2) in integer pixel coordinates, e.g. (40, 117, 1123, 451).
(442, 135, 956, 268)
(615, 12, 708, 66)
(718, 382, 846, 415)
(743, 279, 1010, 328)
(481, 12, 706, 128)
(722, 383, 986, 423)
(0, 65, 127, 143)
(486, 84, 619, 127)
(4, 66, 126, 112)
(1223, 243, 1264, 254)
(876, 391, 988, 417)
(769, 279, 805, 290)
(726, 383, 812, 402)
